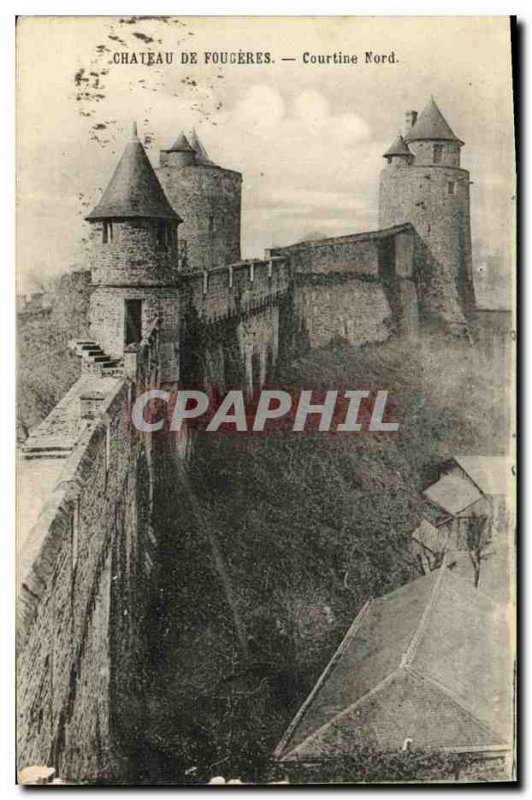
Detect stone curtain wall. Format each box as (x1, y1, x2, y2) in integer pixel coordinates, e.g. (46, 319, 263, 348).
(17, 327, 162, 782)
(180, 258, 290, 324)
(270, 225, 419, 348)
(178, 259, 290, 392)
(294, 274, 392, 349)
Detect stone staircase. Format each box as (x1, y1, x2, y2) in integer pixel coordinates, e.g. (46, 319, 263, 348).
(69, 340, 123, 376)
(22, 443, 73, 461)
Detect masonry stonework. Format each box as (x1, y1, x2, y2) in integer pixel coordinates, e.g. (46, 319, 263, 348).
(18, 98, 483, 781)
(17, 375, 154, 782)
(157, 139, 242, 273)
(379, 98, 475, 330)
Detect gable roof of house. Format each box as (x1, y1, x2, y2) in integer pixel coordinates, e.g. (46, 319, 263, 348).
(454, 456, 514, 497)
(412, 518, 450, 555)
(423, 473, 483, 516)
(87, 124, 180, 221)
(275, 567, 512, 762)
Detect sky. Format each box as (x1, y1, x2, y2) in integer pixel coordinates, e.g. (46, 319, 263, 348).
(16, 16, 515, 303)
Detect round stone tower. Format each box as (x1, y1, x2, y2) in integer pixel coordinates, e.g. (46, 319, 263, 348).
(379, 97, 475, 327)
(85, 123, 182, 372)
(157, 130, 242, 272)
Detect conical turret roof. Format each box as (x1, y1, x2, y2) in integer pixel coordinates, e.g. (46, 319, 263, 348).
(87, 124, 179, 221)
(383, 134, 412, 158)
(404, 97, 463, 144)
(189, 129, 216, 166)
(166, 131, 195, 153)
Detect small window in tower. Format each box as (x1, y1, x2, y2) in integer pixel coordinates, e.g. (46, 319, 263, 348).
(102, 221, 113, 244)
(157, 222, 167, 249)
(447, 181, 456, 195)
(125, 299, 143, 346)
(433, 144, 443, 164)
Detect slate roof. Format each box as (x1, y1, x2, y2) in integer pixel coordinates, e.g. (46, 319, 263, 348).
(87, 125, 180, 221)
(189, 128, 216, 166)
(165, 131, 195, 153)
(405, 97, 463, 145)
(383, 134, 412, 158)
(423, 473, 483, 516)
(275, 567, 512, 761)
(411, 518, 450, 555)
(454, 456, 514, 497)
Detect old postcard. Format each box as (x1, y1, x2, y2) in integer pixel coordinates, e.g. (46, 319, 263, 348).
(16, 15, 516, 785)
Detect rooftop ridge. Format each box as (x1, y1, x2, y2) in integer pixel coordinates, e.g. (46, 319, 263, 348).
(274, 598, 373, 760)
(401, 558, 448, 666)
(283, 669, 401, 761)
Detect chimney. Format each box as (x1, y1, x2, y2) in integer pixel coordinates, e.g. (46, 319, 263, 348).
(404, 110, 418, 135)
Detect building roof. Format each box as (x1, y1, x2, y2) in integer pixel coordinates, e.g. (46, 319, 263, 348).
(383, 134, 412, 158)
(275, 566, 512, 762)
(454, 455, 514, 497)
(411, 518, 450, 555)
(165, 131, 195, 153)
(189, 128, 216, 166)
(423, 473, 483, 516)
(86, 124, 180, 221)
(405, 97, 463, 145)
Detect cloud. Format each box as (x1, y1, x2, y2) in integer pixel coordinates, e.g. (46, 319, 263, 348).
(201, 85, 375, 256)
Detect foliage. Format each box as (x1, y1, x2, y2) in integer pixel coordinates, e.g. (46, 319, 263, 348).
(17, 270, 91, 442)
(137, 333, 510, 783)
(466, 514, 493, 588)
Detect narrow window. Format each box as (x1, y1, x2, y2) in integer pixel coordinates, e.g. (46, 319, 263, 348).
(157, 221, 167, 249)
(447, 181, 456, 195)
(102, 221, 114, 243)
(125, 299, 143, 345)
(433, 144, 443, 164)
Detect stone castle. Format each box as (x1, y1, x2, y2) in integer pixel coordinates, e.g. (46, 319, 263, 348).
(18, 97, 483, 780)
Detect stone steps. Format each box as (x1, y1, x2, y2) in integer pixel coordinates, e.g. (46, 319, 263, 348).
(23, 447, 71, 461)
(69, 339, 122, 375)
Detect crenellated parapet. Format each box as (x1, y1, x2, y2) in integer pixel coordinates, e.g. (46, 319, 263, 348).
(179, 256, 291, 324)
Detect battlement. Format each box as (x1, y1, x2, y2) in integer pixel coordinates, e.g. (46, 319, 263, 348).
(179, 256, 291, 323)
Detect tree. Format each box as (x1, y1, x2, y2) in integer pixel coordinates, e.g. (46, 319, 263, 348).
(465, 514, 492, 588)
